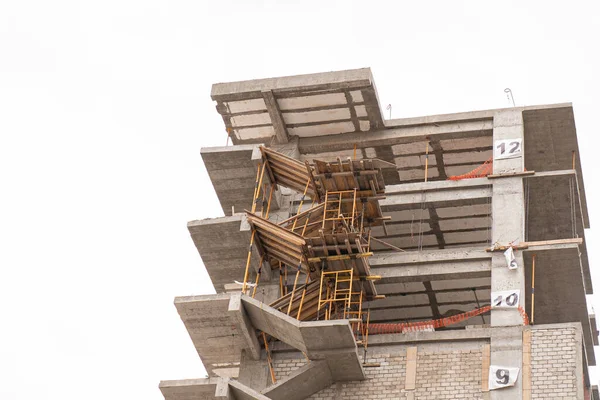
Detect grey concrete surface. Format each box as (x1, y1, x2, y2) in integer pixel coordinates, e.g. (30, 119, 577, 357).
(201, 145, 260, 216)
(490, 326, 523, 400)
(175, 293, 247, 377)
(211, 68, 384, 144)
(262, 361, 332, 400)
(187, 214, 263, 292)
(159, 378, 229, 400)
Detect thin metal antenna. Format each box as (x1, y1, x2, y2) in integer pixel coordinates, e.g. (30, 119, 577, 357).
(385, 104, 392, 119)
(504, 88, 515, 107)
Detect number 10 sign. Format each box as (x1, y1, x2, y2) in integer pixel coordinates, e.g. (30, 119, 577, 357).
(494, 138, 522, 160)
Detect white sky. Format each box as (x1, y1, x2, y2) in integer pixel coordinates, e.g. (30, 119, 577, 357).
(1, 1, 599, 398)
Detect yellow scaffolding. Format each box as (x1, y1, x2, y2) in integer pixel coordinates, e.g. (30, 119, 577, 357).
(318, 269, 370, 349)
(322, 189, 358, 233)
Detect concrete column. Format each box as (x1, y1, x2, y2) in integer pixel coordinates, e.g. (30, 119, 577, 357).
(490, 326, 523, 400)
(490, 110, 526, 400)
(491, 109, 526, 327)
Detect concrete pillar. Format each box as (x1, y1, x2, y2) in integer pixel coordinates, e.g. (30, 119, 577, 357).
(490, 110, 526, 400)
(491, 109, 526, 327)
(490, 326, 523, 399)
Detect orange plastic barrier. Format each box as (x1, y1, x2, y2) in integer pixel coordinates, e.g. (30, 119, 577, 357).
(448, 157, 493, 180)
(368, 305, 529, 335)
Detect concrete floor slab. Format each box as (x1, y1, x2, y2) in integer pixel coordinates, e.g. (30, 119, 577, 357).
(201, 145, 259, 216)
(211, 68, 384, 144)
(188, 214, 261, 292)
(159, 378, 228, 400)
(175, 294, 248, 377)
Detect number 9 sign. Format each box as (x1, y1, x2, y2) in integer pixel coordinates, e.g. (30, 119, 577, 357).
(489, 365, 520, 389)
(491, 290, 520, 308)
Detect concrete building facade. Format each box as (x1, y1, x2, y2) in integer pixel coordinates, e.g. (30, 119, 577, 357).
(160, 68, 599, 399)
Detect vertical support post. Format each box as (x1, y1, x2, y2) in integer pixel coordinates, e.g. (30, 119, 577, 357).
(287, 268, 301, 315)
(262, 332, 277, 385)
(522, 329, 532, 400)
(424, 141, 429, 182)
(482, 343, 491, 392)
(291, 179, 311, 231)
(531, 254, 536, 324)
(405, 346, 417, 391)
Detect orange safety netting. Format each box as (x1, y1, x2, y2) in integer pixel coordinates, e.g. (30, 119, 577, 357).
(448, 157, 493, 180)
(368, 305, 529, 335)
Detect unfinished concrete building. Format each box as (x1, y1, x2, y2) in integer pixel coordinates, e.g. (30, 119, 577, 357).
(159, 68, 599, 399)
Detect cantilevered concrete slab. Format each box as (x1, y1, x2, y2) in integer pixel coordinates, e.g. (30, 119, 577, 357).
(369, 247, 492, 282)
(188, 214, 264, 292)
(175, 293, 250, 377)
(201, 145, 259, 216)
(212, 68, 384, 144)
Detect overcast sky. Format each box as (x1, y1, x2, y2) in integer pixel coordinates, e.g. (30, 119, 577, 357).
(1, 1, 599, 399)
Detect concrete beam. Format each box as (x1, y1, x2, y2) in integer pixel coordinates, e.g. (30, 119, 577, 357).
(239, 295, 365, 381)
(228, 293, 261, 361)
(384, 102, 572, 128)
(385, 177, 490, 195)
(370, 248, 492, 283)
(366, 327, 491, 346)
(370, 247, 491, 266)
(262, 360, 332, 400)
(380, 187, 491, 211)
(211, 68, 375, 101)
(228, 379, 271, 400)
(298, 119, 493, 154)
(262, 90, 288, 144)
(373, 261, 490, 283)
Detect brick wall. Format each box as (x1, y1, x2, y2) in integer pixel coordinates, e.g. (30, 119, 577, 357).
(272, 347, 483, 400)
(308, 352, 407, 400)
(414, 349, 483, 399)
(272, 357, 307, 380)
(266, 324, 584, 400)
(530, 325, 581, 399)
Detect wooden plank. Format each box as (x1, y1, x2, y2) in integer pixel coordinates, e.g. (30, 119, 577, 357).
(487, 170, 535, 179)
(279, 203, 324, 226)
(269, 162, 311, 182)
(481, 343, 490, 392)
(247, 213, 306, 246)
(522, 330, 532, 400)
(307, 252, 373, 262)
(522, 238, 583, 247)
(405, 346, 417, 390)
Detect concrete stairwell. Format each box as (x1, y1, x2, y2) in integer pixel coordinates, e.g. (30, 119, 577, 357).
(160, 292, 365, 400)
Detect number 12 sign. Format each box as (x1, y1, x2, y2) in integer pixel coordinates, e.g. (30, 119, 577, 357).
(494, 139, 522, 160)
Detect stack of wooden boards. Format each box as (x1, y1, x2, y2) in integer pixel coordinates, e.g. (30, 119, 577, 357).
(246, 146, 393, 321)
